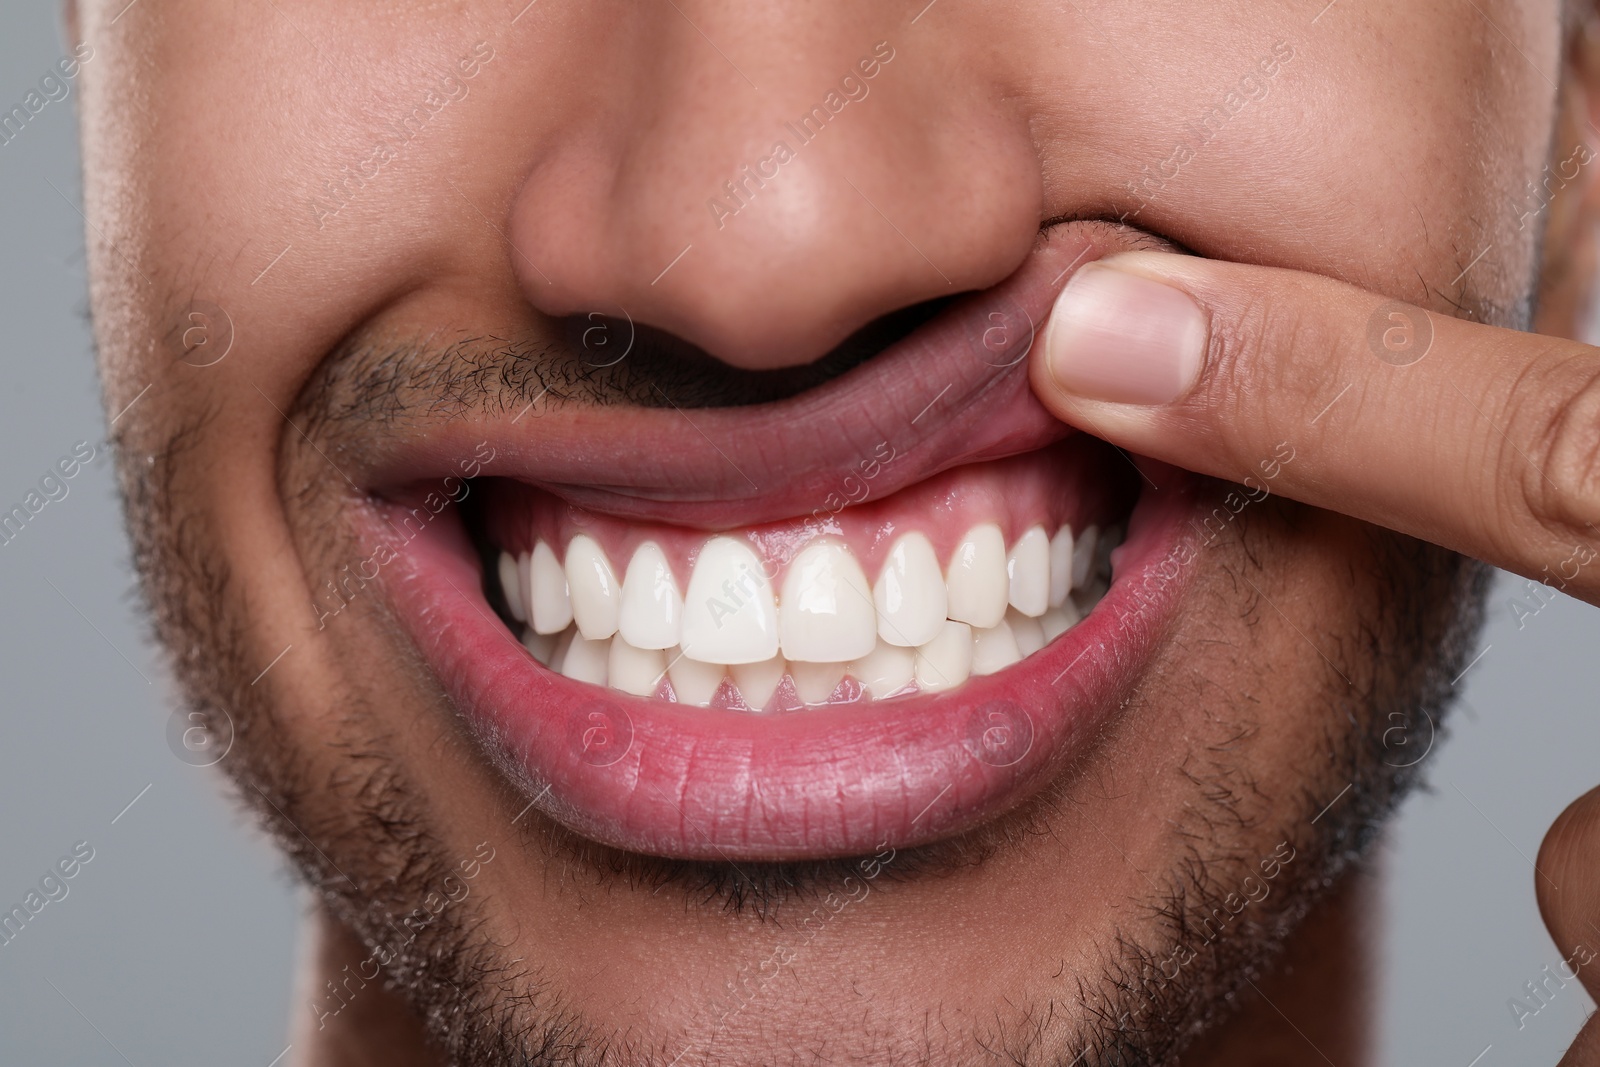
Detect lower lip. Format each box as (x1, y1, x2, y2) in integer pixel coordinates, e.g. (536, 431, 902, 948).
(377, 466, 1201, 861)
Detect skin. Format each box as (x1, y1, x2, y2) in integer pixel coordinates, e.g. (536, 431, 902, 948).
(68, 0, 1598, 1062)
(1027, 8, 1600, 1063)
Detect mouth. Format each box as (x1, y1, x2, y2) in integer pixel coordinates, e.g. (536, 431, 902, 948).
(370, 221, 1203, 861)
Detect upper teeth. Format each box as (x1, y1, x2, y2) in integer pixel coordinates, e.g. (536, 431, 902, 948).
(528, 541, 573, 635)
(873, 532, 947, 647)
(617, 541, 683, 650)
(680, 536, 780, 664)
(497, 522, 1118, 709)
(779, 539, 877, 663)
(944, 523, 1009, 629)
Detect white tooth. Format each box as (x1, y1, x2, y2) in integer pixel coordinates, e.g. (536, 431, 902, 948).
(1072, 525, 1099, 589)
(517, 550, 534, 620)
(971, 619, 1021, 676)
(780, 539, 877, 663)
(914, 620, 972, 693)
(565, 534, 621, 640)
(521, 628, 557, 665)
(550, 628, 576, 673)
(790, 661, 846, 704)
(618, 541, 683, 650)
(1048, 528, 1074, 608)
(1040, 602, 1079, 642)
(1006, 525, 1051, 618)
(608, 636, 666, 697)
(1072, 579, 1109, 617)
(529, 542, 573, 635)
(850, 642, 915, 700)
(559, 631, 609, 685)
(498, 551, 526, 622)
(667, 649, 724, 707)
(873, 532, 947, 647)
(680, 537, 780, 664)
(731, 655, 785, 711)
(945, 523, 1008, 628)
(1007, 608, 1046, 657)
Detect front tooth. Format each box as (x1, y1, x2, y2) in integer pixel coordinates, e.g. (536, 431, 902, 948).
(731, 655, 785, 710)
(560, 632, 610, 685)
(873, 532, 947, 647)
(667, 649, 724, 707)
(1006, 609, 1046, 657)
(680, 537, 780, 664)
(529, 541, 573, 635)
(608, 636, 666, 697)
(618, 542, 683, 650)
(498, 551, 526, 622)
(850, 642, 915, 700)
(1040, 602, 1080, 641)
(914, 620, 972, 693)
(790, 661, 846, 704)
(780, 539, 877, 663)
(565, 535, 621, 640)
(521, 628, 557, 665)
(1048, 528, 1074, 608)
(1006, 526, 1051, 618)
(945, 524, 1008, 628)
(1071, 525, 1099, 589)
(971, 620, 1021, 676)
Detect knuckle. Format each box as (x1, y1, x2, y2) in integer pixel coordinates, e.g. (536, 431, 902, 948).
(1202, 283, 1342, 427)
(1207, 289, 1289, 392)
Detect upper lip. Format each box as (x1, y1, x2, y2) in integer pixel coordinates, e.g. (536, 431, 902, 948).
(362, 221, 1142, 529)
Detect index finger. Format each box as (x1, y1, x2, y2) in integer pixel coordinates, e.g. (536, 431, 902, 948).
(1030, 251, 1600, 604)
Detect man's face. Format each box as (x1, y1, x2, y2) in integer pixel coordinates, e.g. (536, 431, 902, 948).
(80, 0, 1564, 1061)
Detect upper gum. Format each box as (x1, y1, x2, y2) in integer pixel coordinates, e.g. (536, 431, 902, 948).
(485, 438, 1123, 584)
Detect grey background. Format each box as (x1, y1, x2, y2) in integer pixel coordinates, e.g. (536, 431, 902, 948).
(0, 4, 1596, 1065)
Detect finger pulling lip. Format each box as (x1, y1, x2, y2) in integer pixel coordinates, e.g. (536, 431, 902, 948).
(359, 221, 1146, 529)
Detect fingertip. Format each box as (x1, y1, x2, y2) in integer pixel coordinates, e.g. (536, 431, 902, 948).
(1039, 261, 1208, 408)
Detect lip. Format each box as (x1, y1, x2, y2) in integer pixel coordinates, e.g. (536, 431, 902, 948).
(358, 219, 1203, 859)
(380, 475, 1198, 859)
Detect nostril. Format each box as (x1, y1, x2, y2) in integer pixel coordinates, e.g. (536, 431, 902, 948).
(557, 295, 962, 408)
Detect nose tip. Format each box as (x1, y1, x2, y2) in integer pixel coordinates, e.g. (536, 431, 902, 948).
(505, 29, 1043, 370)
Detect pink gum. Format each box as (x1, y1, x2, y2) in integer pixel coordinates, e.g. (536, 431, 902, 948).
(481, 436, 1134, 585)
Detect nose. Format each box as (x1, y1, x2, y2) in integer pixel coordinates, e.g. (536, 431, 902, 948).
(506, 5, 1043, 369)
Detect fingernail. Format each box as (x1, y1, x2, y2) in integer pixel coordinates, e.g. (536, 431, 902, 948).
(1044, 262, 1208, 405)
